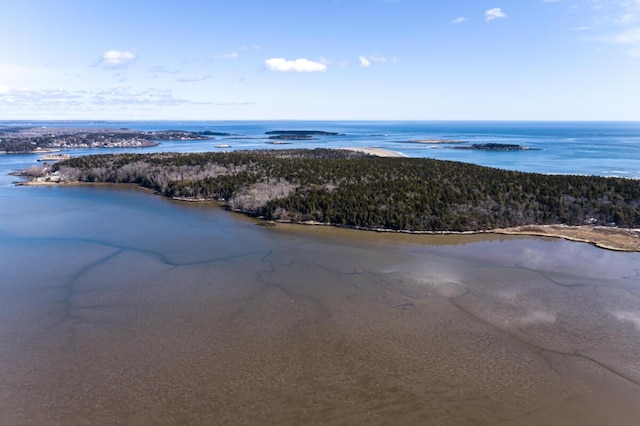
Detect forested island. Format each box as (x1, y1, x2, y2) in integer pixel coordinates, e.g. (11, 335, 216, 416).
(265, 130, 343, 136)
(34, 149, 639, 237)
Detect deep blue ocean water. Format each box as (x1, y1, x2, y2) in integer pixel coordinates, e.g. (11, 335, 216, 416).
(2, 121, 640, 184)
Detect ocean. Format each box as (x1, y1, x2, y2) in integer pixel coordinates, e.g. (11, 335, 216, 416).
(2, 120, 640, 179)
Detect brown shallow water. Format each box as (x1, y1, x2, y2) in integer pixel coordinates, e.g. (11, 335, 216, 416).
(1, 186, 640, 425)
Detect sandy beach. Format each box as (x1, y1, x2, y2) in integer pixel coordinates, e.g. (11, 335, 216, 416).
(342, 147, 407, 157)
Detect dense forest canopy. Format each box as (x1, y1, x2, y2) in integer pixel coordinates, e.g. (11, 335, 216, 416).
(52, 149, 640, 232)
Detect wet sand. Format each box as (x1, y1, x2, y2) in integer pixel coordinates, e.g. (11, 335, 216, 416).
(495, 224, 640, 252)
(1, 186, 640, 425)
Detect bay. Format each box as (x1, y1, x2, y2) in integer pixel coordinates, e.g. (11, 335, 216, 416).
(2, 122, 640, 424)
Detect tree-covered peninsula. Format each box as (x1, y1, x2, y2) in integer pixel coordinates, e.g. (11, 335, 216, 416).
(49, 149, 640, 232)
(0, 127, 213, 153)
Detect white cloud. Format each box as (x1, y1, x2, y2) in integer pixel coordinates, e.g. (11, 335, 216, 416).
(100, 50, 136, 68)
(485, 8, 507, 22)
(451, 16, 468, 24)
(264, 58, 327, 72)
(0, 85, 9, 94)
(359, 56, 371, 67)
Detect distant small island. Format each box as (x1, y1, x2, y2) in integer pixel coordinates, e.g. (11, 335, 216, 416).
(265, 130, 343, 136)
(405, 139, 466, 144)
(199, 131, 234, 136)
(266, 140, 293, 145)
(268, 134, 315, 141)
(452, 143, 533, 151)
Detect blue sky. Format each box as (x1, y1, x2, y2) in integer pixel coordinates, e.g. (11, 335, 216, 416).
(1, 0, 639, 120)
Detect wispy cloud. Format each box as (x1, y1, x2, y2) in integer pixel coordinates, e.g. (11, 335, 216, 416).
(609, 27, 640, 43)
(182, 49, 245, 65)
(92, 88, 190, 106)
(318, 56, 347, 68)
(99, 50, 136, 68)
(582, 0, 640, 56)
(602, 27, 640, 55)
(0, 87, 89, 111)
(216, 52, 239, 60)
(264, 58, 327, 72)
(451, 16, 468, 24)
(182, 56, 211, 64)
(176, 75, 211, 83)
(0, 86, 210, 113)
(147, 65, 179, 74)
(485, 8, 507, 22)
(358, 55, 394, 67)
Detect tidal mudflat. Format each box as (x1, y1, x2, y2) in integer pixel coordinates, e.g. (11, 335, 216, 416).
(1, 185, 640, 425)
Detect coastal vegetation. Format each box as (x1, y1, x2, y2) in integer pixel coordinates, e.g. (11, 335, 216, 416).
(48, 149, 640, 232)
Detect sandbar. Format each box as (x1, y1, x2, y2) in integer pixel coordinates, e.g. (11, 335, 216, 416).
(341, 147, 407, 157)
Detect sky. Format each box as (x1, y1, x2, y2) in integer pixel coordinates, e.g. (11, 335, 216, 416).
(1, 0, 640, 121)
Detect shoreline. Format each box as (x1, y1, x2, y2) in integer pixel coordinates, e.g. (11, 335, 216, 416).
(341, 147, 407, 157)
(262, 219, 640, 252)
(492, 225, 640, 252)
(16, 179, 640, 252)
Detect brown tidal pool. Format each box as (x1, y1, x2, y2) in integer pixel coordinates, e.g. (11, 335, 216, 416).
(1, 185, 640, 425)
